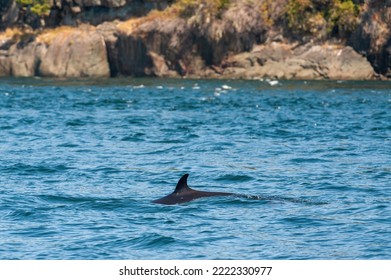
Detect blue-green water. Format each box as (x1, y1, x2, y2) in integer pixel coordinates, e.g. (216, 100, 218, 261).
(0, 78, 390, 259)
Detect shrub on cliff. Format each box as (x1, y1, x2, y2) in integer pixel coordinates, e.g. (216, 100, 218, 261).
(285, 0, 360, 40)
(14, 0, 51, 28)
(170, 0, 231, 18)
(165, 0, 362, 41)
(329, 0, 360, 38)
(16, 0, 51, 16)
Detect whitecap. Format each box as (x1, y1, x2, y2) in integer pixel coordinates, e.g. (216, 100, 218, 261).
(266, 79, 279, 86)
(221, 85, 232, 90)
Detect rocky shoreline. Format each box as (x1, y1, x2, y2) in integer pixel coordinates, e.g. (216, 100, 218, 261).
(0, 0, 390, 80)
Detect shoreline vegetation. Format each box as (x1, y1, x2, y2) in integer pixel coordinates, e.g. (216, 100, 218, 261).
(0, 0, 390, 80)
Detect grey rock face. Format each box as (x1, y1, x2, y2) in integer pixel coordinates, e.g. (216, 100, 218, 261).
(38, 27, 110, 77)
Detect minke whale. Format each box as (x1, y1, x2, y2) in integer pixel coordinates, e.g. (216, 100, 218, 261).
(152, 174, 233, 205)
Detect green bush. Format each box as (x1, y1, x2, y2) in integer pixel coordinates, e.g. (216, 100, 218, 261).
(16, 0, 51, 17)
(172, 0, 230, 18)
(286, 0, 313, 32)
(285, 0, 360, 39)
(328, 0, 359, 37)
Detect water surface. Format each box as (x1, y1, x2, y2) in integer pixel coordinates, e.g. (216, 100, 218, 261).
(0, 78, 390, 259)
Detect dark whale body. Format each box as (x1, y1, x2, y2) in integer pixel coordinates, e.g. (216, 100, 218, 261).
(152, 174, 233, 205)
(152, 174, 327, 206)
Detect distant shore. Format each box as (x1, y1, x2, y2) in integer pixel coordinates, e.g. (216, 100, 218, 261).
(0, 1, 390, 80)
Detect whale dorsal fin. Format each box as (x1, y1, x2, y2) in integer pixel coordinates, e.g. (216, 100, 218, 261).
(174, 174, 191, 194)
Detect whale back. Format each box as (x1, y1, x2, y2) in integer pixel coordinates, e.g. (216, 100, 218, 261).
(152, 174, 232, 205)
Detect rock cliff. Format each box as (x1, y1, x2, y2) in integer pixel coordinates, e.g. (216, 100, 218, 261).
(0, 25, 109, 77)
(0, 0, 389, 79)
(349, 0, 391, 77)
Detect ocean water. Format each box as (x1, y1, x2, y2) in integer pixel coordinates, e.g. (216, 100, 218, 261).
(0, 78, 390, 260)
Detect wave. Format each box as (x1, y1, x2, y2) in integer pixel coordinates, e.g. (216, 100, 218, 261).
(1, 163, 73, 175)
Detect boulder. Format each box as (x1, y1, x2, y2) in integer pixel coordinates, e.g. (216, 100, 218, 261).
(0, 31, 45, 77)
(10, 41, 46, 77)
(298, 44, 375, 80)
(220, 43, 375, 80)
(38, 26, 110, 77)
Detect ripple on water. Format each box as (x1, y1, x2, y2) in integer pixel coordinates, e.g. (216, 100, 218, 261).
(128, 233, 177, 249)
(0, 79, 390, 259)
(215, 174, 255, 182)
(0, 163, 73, 175)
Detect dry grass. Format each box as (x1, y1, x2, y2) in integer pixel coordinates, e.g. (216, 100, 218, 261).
(36, 25, 93, 45)
(117, 18, 146, 34)
(0, 26, 85, 46)
(117, 0, 230, 34)
(117, 9, 176, 34)
(0, 28, 25, 41)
